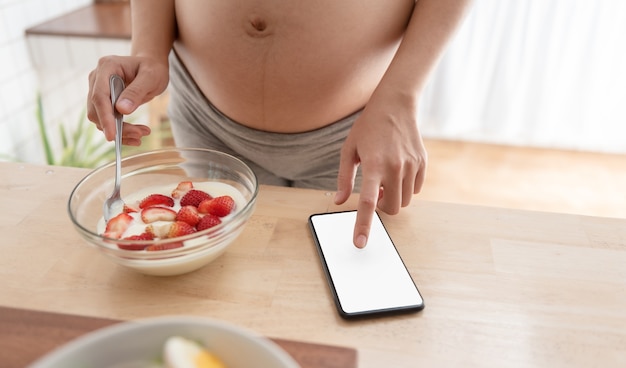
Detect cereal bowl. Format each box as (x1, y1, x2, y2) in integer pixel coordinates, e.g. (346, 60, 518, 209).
(67, 148, 258, 276)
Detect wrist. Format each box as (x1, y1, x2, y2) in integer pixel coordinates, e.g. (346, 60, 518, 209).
(370, 83, 420, 113)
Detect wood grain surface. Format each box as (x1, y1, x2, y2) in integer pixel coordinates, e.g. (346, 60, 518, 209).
(0, 306, 356, 368)
(1, 162, 625, 368)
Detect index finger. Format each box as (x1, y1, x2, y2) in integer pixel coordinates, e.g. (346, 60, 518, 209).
(353, 176, 381, 248)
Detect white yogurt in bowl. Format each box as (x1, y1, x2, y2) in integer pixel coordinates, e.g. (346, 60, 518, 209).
(96, 181, 248, 237)
(96, 181, 250, 276)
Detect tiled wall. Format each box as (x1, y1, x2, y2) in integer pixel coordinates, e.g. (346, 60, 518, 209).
(26, 34, 134, 158)
(0, 0, 145, 165)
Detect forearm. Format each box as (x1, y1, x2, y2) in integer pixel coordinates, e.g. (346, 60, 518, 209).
(130, 0, 176, 60)
(374, 0, 473, 104)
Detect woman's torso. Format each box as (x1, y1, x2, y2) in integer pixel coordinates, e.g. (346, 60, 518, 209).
(174, 0, 414, 132)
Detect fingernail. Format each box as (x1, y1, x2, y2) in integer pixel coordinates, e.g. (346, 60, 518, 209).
(334, 190, 343, 203)
(117, 98, 134, 112)
(355, 234, 367, 248)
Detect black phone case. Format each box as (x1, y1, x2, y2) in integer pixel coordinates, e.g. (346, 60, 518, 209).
(308, 211, 424, 319)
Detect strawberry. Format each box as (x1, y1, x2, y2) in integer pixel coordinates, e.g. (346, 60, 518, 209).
(166, 221, 196, 238)
(180, 189, 212, 207)
(145, 242, 184, 251)
(103, 213, 133, 239)
(141, 207, 177, 223)
(123, 204, 138, 214)
(119, 232, 154, 251)
(176, 205, 201, 227)
(171, 181, 194, 199)
(198, 196, 235, 217)
(196, 214, 222, 231)
(138, 194, 174, 209)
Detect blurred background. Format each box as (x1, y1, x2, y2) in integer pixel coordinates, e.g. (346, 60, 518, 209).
(1, 0, 625, 217)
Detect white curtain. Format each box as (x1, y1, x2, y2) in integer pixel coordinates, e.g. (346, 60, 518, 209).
(419, 0, 626, 154)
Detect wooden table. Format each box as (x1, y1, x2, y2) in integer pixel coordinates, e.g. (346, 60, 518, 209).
(1, 162, 625, 367)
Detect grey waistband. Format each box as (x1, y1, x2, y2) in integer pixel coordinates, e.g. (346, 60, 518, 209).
(167, 50, 362, 189)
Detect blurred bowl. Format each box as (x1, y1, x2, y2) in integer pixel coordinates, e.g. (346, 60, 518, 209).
(28, 316, 300, 368)
(68, 148, 258, 276)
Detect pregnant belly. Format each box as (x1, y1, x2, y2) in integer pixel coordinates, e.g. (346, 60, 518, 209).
(174, 1, 413, 132)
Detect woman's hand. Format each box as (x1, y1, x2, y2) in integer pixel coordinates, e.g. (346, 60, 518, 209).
(87, 55, 170, 146)
(335, 98, 427, 248)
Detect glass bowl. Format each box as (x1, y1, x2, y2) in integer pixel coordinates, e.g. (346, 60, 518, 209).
(67, 148, 258, 276)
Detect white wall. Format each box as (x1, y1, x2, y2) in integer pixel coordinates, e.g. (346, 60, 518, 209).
(26, 34, 134, 161)
(0, 0, 94, 163)
(0, 0, 148, 166)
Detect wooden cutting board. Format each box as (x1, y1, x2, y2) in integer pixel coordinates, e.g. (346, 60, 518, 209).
(0, 306, 357, 368)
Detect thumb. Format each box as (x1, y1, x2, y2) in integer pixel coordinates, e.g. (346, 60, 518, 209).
(115, 95, 136, 116)
(115, 73, 159, 115)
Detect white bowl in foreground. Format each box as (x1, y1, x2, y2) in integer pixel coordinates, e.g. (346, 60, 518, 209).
(29, 316, 300, 368)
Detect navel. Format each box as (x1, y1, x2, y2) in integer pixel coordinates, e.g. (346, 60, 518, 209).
(246, 15, 272, 37)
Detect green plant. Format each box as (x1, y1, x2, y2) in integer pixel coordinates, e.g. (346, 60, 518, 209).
(37, 94, 117, 168)
(35, 93, 173, 168)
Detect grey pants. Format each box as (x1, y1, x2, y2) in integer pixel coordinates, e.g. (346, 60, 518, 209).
(167, 51, 362, 190)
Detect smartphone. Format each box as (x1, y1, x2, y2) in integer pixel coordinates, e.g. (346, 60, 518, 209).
(308, 210, 424, 319)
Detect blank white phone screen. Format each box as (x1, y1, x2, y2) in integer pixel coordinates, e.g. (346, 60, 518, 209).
(310, 211, 423, 316)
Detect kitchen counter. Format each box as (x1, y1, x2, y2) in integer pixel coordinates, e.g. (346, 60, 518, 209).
(1, 161, 625, 367)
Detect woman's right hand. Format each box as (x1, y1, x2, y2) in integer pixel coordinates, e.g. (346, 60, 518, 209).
(87, 55, 170, 146)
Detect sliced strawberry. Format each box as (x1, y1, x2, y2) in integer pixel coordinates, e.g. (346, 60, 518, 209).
(123, 204, 139, 214)
(180, 189, 212, 207)
(196, 214, 222, 231)
(176, 205, 201, 227)
(138, 194, 174, 209)
(117, 243, 146, 251)
(103, 213, 133, 239)
(119, 232, 154, 251)
(141, 207, 177, 223)
(198, 195, 235, 217)
(145, 242, 184, 251)
(166, 221, 196, 238)
(171, 181, 194, 199)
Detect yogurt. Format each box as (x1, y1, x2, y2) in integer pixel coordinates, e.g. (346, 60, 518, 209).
(97, 181, 248, 238)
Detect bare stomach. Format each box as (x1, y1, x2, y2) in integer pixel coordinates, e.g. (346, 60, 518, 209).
(173, 0, 414, 133)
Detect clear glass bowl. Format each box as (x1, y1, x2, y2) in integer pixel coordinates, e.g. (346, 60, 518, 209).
(68, 148, 258, 276)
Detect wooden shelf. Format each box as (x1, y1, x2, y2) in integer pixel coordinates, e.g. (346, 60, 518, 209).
(25, 2, 131, 40)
